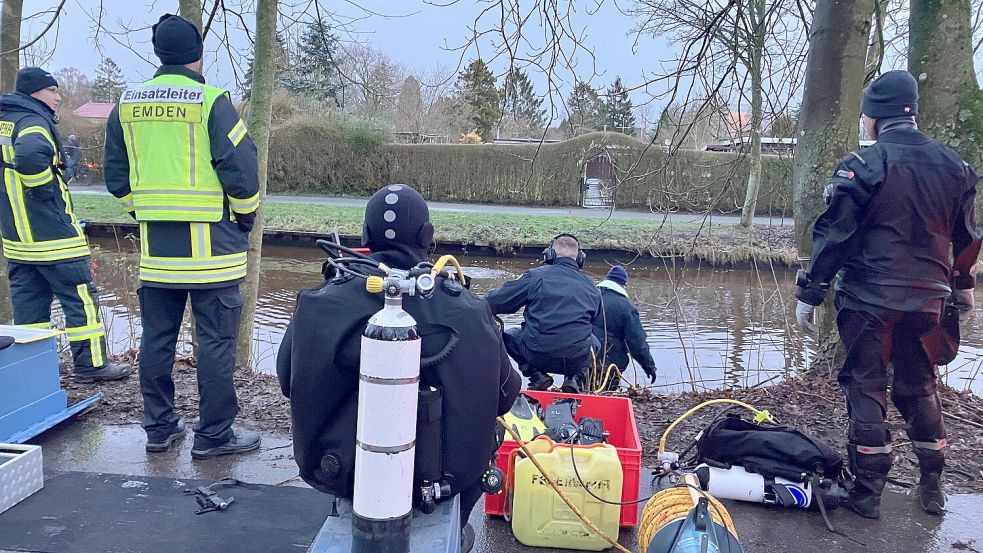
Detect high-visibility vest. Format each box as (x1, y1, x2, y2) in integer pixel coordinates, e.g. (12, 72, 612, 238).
(118, 74, 228, 223)
(0, 116, 89, 263)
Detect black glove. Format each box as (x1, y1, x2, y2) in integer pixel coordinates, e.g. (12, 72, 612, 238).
(235, 212, 256, 233)
(643, 365, 657, 384)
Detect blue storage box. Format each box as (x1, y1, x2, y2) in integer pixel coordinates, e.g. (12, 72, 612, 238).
(0, 325, 100, 443)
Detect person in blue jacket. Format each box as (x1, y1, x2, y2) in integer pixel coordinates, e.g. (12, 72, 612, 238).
(592, 265, 657, 390)
(486, 234, 601, 393)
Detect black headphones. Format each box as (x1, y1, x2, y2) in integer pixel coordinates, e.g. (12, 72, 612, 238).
(543, 233, 586, 268)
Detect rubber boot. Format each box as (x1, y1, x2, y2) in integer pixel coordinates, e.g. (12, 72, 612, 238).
(917, 472, 946, 515)
(914, 448, 946, 515)
(847, 474, 885, 519)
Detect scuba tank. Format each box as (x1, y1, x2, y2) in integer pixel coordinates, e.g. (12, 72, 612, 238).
(695, 464, 813, 508)
(351, 281, 422, 553)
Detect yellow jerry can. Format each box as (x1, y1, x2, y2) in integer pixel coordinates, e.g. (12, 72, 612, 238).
(510, 438, 623, 551)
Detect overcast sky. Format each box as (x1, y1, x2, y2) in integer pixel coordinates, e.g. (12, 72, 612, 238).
(16, 0, 983, 118)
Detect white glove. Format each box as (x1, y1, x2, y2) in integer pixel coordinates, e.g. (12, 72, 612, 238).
(795, 301, 817, 335)
(953, 289, 975, 323)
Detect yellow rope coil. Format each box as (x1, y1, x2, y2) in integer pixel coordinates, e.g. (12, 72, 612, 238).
(637, 486, 737, 553)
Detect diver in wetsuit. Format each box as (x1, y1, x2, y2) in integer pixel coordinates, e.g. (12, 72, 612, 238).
(276, 184, 521, 552)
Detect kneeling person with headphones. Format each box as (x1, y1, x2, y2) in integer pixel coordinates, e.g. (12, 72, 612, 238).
(486, 234, 602, 393)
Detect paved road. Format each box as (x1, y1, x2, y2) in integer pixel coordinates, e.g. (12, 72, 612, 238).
(69, 185, 794, 227)
(23, 420, 983, 553)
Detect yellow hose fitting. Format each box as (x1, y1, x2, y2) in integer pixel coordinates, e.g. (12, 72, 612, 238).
(365, 276, 384, 294)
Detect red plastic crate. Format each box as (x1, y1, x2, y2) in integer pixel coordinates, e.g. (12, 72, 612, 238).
(484, 390, 642, 527)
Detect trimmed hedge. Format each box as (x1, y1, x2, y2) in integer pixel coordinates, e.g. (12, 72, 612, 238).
(268, 123, 794, 215)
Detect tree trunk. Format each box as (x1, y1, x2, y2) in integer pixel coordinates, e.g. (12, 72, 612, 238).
(179, 0, 203, 361)
(236, 0, 277, 368)
(792, 0, 873, 375)
(0, 0, 22, 323)
(863, 0, 890, 85)
(0, 0, 22, 93)
(909, 0, 983, 186)
(740, 0, 766, 228)
(178, 0, 204, 30)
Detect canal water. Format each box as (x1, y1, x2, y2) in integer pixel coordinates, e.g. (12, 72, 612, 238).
(27, 236, 983, 394)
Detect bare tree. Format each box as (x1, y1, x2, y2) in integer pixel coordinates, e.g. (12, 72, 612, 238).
(53, 67, 92, 109)
(237, 0, 278, 367)
(630, 0, 808, 227)
(793, 0, 874, 370)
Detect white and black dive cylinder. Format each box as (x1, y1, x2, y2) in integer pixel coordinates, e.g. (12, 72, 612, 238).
(695, 464, 813, 508)
(352, 291, 421, 553)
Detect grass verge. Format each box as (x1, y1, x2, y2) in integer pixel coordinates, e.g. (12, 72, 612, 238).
(73, 195, 797, 265)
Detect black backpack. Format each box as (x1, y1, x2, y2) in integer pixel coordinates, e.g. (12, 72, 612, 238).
(694, 414, 843, 483)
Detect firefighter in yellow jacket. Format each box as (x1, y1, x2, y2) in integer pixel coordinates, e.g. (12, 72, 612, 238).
(0, 67, 131, 383)
(104, 14, 261, 459)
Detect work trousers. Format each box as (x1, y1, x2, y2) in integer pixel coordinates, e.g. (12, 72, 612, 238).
(503, 327, 598, 379)
(836, 300, 947, 494)
(8, 259, 108, 371)
(138, 284, 244, 449)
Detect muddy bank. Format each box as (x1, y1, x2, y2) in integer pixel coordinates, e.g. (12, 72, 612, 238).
(66, 357, 983, 494)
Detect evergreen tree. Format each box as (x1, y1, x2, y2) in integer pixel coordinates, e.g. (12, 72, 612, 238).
(564, 81, 603, 136)
(500, 68, 546, 136)
(602, 77, 635, 134)
(285, 19, 345, 107)
(91, 58, 126, 103)
(243, 31, 290, 99)
(450, 59, 501, 142)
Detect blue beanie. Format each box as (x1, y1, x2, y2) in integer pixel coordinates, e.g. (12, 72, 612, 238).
(15, 67, 58, 95)
(862, 70, 919, 119)
(606, 265, 628, 286)
(152, 14, 203, 66)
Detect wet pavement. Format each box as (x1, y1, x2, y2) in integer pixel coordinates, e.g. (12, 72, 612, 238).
(20, 419, 983, 553)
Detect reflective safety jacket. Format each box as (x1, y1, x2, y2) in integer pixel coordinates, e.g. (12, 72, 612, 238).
(104, 66, 260, 288)
(0, 93, 89, 264)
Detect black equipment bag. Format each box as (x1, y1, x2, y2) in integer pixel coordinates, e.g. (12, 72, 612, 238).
(694, 414, 843, 482)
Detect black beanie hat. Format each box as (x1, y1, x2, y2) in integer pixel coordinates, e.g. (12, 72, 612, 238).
(15, 67, 58, 95)
(152, 14, 203, 66)
(362, 184, 434, 261)
(862, 70, 919, 119)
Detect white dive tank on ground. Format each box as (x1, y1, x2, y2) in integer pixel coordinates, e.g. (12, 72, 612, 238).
(352, 292, 422, 553)
(695, 464, 813, 508)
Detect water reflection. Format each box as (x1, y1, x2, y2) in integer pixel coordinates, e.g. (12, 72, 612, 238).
(13, 237, 983, 394)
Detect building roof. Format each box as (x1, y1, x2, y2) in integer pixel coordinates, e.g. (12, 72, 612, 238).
(72, 102, 116, 119)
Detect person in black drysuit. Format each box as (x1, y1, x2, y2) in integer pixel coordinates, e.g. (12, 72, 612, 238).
(592, 265, 657, 390)
(485, 233, 601, 393)
(795, 70, 981, 519)
(277, 185, 521, 553)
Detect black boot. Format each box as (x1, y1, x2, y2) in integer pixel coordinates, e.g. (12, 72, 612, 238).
(561, 373, 584, 394)
(526, 371, 554, 391)
(74, 362, 133, 383)
(847, 474, 885, 519)
(917, 472, 946, 515)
